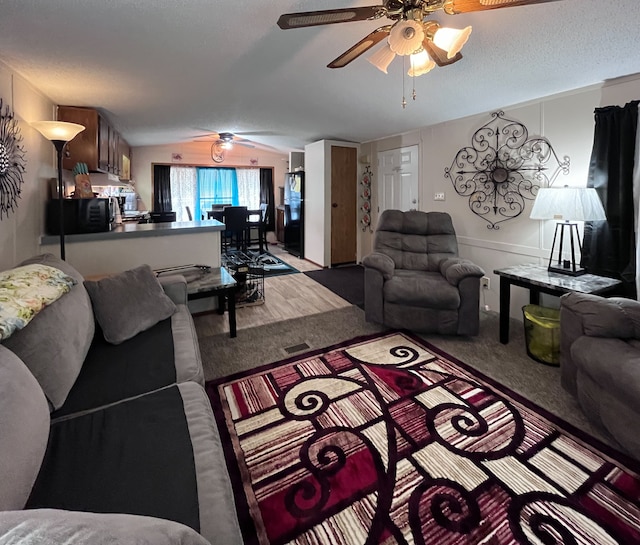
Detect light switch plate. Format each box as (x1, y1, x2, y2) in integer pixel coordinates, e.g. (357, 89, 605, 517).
(434, 192, 445, 201)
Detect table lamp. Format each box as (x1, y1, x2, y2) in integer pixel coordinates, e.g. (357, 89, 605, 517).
(530, 186, 606, 276)
(32, 121, 86, 260)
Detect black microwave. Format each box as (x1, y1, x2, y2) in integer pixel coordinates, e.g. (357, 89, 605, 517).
(46, 198, 112, 235)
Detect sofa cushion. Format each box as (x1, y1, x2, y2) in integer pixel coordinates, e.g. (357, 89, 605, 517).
(384, 270, 460, 309)
(27, 385, 201, 533)
(53, 305, 204, 418)
(84, 264, 177, 345)
(2, 254, 94, 410)
(0, 264, 76, 340)
(0, 345, 50, 510)
(0, 509, 211, 545)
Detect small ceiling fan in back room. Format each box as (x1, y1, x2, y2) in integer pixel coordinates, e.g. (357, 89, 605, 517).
(277, 0, 562, 106)
(191, 131, 256, 163)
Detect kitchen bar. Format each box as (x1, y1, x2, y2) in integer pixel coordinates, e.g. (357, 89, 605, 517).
(40, 220, 225, 277)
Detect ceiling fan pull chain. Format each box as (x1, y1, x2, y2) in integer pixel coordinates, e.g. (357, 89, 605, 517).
(402, 56, 407, 109)
(412, 69, 417, 102)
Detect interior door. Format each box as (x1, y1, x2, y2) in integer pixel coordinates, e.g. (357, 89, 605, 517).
(378, 145, 419, 213)
(330, 146, 357, 266)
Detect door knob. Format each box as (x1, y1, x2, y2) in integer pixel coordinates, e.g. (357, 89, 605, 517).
(332, 203, 338, 208)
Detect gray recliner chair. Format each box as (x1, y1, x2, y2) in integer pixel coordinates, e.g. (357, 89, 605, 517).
(362, 210, 484, 335)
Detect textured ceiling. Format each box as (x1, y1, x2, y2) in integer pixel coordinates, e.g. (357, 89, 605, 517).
(1, 0, 639, 152)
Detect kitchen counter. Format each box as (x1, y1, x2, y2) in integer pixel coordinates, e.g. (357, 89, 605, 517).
(40, 219, 224, 245)
(40, 220, 225, 276)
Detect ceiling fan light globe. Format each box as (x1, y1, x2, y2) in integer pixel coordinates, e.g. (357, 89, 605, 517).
(367, 43, 396, 73)
(221, 141, 233, 150)
(408, 49, 435, 77)
(388, 20, 425, 56)
(433, 25, 472, 59)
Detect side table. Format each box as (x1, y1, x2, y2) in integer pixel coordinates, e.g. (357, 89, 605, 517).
(493, 264, 622, 344)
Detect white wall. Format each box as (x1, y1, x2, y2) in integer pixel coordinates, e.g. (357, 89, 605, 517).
(0, 61, 57, 272)
(361, 77, 640, 321)
(130, 142, 288, 214)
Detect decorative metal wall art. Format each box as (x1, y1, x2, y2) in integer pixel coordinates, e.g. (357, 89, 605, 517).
(444, 111, 570, 229)
(360, 165, 373, 232)
(0, 98, 26, 219)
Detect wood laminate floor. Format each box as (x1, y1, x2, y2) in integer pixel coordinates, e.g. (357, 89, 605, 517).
(193, 243, 352, 337)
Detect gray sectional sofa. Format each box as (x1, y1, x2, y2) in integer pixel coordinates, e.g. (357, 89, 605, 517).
(560, 291, 640, 461)
(0, 254, 242, 545)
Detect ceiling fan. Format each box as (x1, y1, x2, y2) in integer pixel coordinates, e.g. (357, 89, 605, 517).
(193, 131, 256, 149)
(277, 0, 562, 72)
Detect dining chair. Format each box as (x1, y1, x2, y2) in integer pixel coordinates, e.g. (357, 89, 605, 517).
(222, 206, 249, 252)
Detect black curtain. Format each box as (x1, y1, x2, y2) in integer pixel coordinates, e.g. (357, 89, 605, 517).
(582, 100, 639, 298)
(260, 168, 275, 232)
(153, 165, 172, 212)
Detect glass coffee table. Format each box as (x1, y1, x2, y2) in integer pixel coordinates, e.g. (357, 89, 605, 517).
(186, 267, 238, 338)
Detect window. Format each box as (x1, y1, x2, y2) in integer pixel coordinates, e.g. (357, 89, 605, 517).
(170, 166, 261, 221)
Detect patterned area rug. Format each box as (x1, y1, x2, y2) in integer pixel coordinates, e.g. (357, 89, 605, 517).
(206, 331, 640, 545)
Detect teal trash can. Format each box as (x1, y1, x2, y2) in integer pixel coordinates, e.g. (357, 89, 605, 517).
(522, 304, 561, 366)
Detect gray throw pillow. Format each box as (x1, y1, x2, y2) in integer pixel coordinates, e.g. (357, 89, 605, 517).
(84, 264, 177, 345)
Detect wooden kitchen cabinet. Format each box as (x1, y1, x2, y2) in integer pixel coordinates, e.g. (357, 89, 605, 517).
(57, 106, 130, 176)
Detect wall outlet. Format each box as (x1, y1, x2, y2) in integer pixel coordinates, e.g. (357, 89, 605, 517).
(481, 276, 490, 289)
(434, 192, 445, 201)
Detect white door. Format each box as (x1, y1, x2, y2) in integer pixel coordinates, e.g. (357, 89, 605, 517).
(378, 145, 419, 213)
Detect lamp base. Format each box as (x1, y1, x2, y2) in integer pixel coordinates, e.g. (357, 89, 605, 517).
(548, 265, 587, 277)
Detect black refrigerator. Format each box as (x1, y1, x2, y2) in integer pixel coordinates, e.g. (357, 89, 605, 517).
(283, 171, 304, 258)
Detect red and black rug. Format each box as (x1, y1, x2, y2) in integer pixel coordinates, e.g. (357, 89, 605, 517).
(206, 331, 640, 545)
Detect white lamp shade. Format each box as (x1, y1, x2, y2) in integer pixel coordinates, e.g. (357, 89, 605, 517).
(367, 43, 397, 73)
(433, 26, 472, 59)
(388, 20, 424, 56)
(32, 121, 85, 142)
(530, 186, 607, 221)
(408, 49, 435, 77)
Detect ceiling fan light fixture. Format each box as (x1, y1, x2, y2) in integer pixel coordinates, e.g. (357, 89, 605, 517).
(388, 20, 425, 56)
(367, 43, 396, 73)
(408, 49, 435, 77)
(432, 25, 472, 59)
(220, 140, 233, 150)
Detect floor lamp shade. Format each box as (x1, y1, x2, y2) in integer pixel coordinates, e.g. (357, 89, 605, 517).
(32, 121, 86, 260)
(530, 186, 606, 276)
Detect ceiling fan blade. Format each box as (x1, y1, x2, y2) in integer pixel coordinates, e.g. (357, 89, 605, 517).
(328, 26, 391, 69)
(423, 40, 462, 67)
(277, 6, 386, 30)
(443, 0, 562, 15)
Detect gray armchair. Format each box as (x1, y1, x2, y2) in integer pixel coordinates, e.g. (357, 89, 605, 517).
(362, 210, 484, 335)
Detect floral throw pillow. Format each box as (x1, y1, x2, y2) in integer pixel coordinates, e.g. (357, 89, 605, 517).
(0, 264, 76, 341)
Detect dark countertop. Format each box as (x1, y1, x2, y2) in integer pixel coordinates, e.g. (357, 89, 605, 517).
(40, 219, 225, 245)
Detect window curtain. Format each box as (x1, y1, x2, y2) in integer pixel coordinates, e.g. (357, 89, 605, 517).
(236, 168, 260, 210)
(196, 167, 238, 219)
(260, 168, 275, 231)
(170, 167, 197, 221)
(582, 100, 639, 299)
(153, 165, 172, 212)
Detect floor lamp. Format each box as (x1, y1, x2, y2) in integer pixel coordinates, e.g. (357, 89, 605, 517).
(530, 186, 607, 276)
(32, 121, 86, 260)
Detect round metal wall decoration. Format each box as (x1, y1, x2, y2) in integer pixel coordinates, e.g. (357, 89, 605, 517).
(444, 111, 570, 229)
(0, 98, 26, 219)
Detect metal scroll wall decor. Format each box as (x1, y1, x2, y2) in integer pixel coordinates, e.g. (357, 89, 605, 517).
(444, 111, 570, 229)
(360, 165, 373, 232)
(0, 98, 26, 219)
